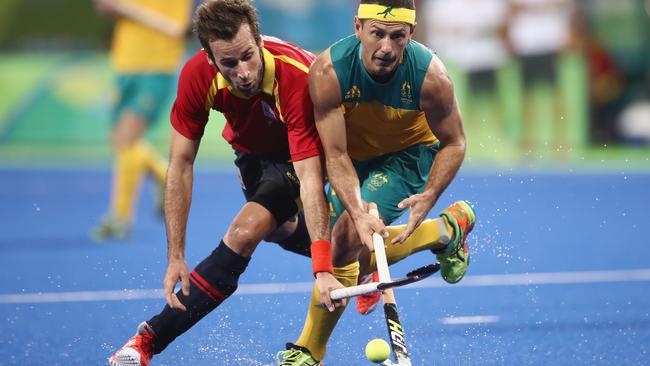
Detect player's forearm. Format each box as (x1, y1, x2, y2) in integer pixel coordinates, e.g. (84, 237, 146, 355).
(326, 153, 365, 219)
(300, 182, 331, 242)
(293, 157, 330, 241)
(422, 142, 465, 204)
(164, 161, 194, 261)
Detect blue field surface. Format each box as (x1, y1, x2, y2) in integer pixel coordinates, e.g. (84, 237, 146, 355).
(1, 168, 649, 365)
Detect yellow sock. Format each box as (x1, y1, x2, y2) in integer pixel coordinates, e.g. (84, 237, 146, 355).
(134, 140, 167, 185)
(367, 218, 454, 272)
(110, 144, 147, 222)
(296, 262, 360, 361)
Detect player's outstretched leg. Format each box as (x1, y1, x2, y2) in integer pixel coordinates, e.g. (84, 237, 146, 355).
(355, 200, 476, 314)
(137, 139, 167, 218)
(276, 343, 323, 366)
(278, 261, 359, 364)
(108, 322, 155, 366)
(435, 200, 475, 284)
(107, 241, 250, 365)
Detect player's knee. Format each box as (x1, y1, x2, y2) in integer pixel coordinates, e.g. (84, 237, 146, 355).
(332, 213, 359, 248)
(332, 212, 362, 265)
(225, 224, 264, 254)
(264, 215, 298, 243)
(273, 212, 311, 257)
(113, 112, 146, 147)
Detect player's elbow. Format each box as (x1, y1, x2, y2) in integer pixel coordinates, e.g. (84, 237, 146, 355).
(294, 161, 325, 195)
(168, 154, 194, 176)
(454, 136, 467, 153)
(441, 133, 467, 153)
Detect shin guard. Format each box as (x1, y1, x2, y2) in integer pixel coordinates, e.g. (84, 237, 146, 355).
(147, 241, 250, 353)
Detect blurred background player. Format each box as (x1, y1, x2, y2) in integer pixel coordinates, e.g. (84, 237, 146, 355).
(91, 0, 191, 241)
(426, 0, 510, 150)
(505, 0, 580, 154)
(276, 1, 475, 364)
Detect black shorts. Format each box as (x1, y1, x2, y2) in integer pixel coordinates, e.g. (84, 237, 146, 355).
(468, 69, 498, 95)
(520, 53, 558, 87)
(234, 150, 300, 225)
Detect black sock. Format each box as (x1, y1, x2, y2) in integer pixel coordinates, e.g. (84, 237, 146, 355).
(276, 211, 311, 257)
(147, 241, 250, 354)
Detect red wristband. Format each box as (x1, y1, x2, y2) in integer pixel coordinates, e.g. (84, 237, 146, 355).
(311, 240, 334, 277)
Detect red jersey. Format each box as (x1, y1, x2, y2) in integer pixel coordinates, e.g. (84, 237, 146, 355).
(170, 36, 321, 161)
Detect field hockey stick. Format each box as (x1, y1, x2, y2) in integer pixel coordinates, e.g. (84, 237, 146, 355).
(329, 263, 440, 301)
(370, 208, 413, 366)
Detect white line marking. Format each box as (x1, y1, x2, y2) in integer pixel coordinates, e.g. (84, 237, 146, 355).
(409, 268, 650, 288)
(1, 269, 650, 304)
(441, 315, 500, 325)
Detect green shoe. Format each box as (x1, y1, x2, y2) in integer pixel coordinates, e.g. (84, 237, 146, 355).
(91, 216, 130, 242)
(276, 343, 321, 366)
(435, 200, 476, 284)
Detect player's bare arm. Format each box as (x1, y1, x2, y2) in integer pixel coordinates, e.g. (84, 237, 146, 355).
(309, 50, 383, 311)
(163, 129, 201, 311)
(309, 50, 386, 252)
(393, 55, 466, 244)
(293, 155, 345, 311)
(293, 156, 329, 243)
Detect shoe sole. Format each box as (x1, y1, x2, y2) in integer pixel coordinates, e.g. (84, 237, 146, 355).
(108, 349, 143, 366)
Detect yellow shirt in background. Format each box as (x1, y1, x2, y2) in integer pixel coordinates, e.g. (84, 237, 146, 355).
(110, 0, 191, 73)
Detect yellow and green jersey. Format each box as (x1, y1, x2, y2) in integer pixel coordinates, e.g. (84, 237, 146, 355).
(110, 0, 190, 73)
(331, 35, 438, 161)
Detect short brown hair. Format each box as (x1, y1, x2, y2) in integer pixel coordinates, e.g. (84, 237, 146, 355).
(194, 0, 262, 62)
(359, 0, 415, 10)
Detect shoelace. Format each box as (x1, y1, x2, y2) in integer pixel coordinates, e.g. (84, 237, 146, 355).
(276, 350, 299, 365)
(276, 350, 316, 366)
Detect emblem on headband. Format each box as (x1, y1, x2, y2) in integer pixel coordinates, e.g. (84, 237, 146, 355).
(377, 6, 394, 18)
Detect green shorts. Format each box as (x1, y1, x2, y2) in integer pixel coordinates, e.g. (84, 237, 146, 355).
(114, 73, 175, 125)
(327, 143, 439, 225)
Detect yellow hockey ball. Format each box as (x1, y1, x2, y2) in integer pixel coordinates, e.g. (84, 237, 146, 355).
(365, 338, 390, 363)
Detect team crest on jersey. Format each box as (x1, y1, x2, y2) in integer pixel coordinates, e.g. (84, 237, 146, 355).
(367, 171, 389, 191)
(261, 100, 278, 123)
(345, 85, 361, 101)
(401, 81, 412, 104)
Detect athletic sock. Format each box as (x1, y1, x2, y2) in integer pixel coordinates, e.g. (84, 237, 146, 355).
(295, 262, 359, 361)
(147, 241, 250, 354)
(134, 139, 167, 185)
(366, 218, 454, 272)
(111, 143, 147, 221)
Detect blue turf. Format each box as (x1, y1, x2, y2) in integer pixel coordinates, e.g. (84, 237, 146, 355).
(1, 169, 649, 365)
